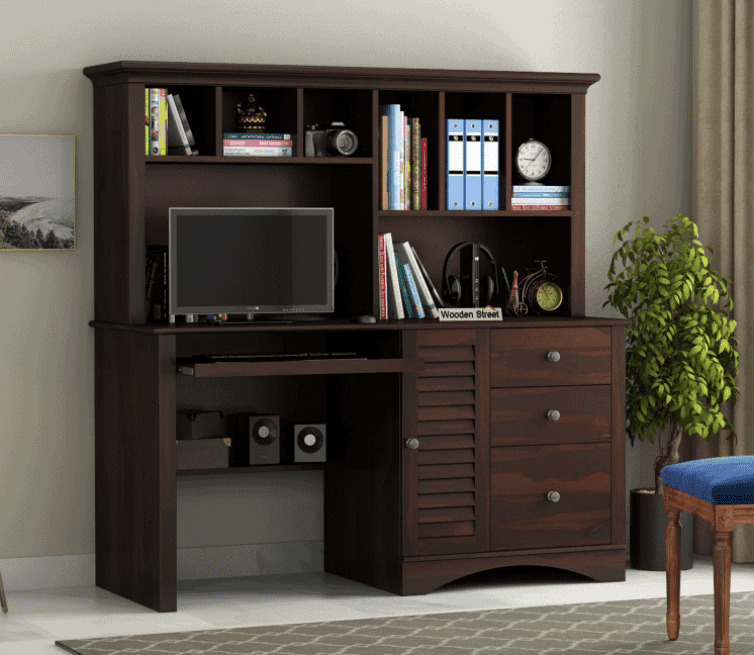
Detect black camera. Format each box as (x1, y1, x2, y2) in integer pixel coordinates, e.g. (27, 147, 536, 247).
(305, 121, 359, 157)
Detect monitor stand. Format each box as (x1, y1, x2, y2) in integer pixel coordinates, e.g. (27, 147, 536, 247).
(222, 313, 329, 324)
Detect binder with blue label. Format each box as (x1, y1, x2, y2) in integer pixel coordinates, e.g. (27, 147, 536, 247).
(482, 119, 499, 210)
(446, 119, 464, 210)
(464, 119, 482, 210)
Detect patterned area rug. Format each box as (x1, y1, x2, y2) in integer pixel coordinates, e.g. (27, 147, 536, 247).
(55, 591, 754, 655)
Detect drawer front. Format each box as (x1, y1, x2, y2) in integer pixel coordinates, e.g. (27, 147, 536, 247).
(490, 443, 611, 551)
(491, 327, 611, 387)
(491, 385, 611, 447)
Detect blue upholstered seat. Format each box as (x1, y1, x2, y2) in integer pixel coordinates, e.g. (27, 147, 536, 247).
(661, 456, 754, 505)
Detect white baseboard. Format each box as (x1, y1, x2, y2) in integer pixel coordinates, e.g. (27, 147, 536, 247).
(0, 553, 96, 591)
(0, 540, 324, 591)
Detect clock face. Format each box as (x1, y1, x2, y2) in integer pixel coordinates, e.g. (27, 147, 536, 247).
(535, 281, 563, 311)
(516, 139, 551, 181)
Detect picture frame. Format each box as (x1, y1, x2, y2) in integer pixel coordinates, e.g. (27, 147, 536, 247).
(0, 134, 75, 250)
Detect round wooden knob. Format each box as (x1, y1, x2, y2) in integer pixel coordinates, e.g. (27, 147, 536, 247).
(405, 438, 420, 450)
(547, 351, 561, 362)
(547, 491, 561, 503)
(547, 410, 561, 421)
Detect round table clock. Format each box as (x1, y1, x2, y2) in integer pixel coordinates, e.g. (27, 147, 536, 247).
(534, 280, 563, 312)
(516, 138, 551, 182)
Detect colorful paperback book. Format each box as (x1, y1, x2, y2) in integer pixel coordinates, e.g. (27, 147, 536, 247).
(511, 197, 569, 204)
(398, 241, 439, 318)
(149, 88, 161, 155)
(421, 138, 428, 210)
(159, 89, 167, 155)
(406, 121, 412, 209)
(378, 234, 387, 320)
(512, 185, 570, 193)
(379, 105, 402, 210)
(172, 94, 199, 156)
(512, 204, 570, 210)
(383, 232, 404, 319)
(411, 245, 444, 309)
(394, 253, 414, 318)
(223, 139, 293, 147)
(167, 94, 192, 156)
(380, 115, 389, 210)
(512, 191, 570, 198)
(223, 132, 292, 139)
(223, 146, 292, 156)
(403, 263, 425, 318)
(145, 89, 150, 155)
(411, 117, 421, 211)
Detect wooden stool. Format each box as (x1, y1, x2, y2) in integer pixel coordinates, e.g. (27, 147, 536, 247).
(662, 455, 754, 655)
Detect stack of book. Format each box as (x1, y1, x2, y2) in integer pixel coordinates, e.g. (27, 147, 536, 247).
(145, 89, 199, 156)
(223, 133, 293, 157)
(511, 185, 570, 210)
(379, 105, 427, 210)
(377, 233, 443, 320)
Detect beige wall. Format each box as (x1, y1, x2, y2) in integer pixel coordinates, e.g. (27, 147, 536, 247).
(0, 0, 692, 560)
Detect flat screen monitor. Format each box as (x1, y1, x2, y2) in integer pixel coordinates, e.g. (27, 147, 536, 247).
(168, 207, 334, 319)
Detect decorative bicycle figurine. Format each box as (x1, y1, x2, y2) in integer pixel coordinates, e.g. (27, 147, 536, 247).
(504, 261, 564, 316)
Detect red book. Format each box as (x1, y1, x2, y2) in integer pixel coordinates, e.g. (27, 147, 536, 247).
(378, 234, 387, 320)
(421, 138, 428, 210)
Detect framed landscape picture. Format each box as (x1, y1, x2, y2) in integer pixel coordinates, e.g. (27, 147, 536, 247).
(0, 134, 75, 250)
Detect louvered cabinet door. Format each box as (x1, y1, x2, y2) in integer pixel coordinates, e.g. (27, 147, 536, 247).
(402, 329, 490, 557)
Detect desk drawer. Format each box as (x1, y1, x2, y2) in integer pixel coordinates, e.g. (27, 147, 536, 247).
(491, 385, 611, 447)
(491, 327, 611, 387)
(490, 443, 611, 551)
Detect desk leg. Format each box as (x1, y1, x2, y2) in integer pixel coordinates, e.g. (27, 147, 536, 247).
(665, 507, 681, 641)
(713, 530, 732, 655)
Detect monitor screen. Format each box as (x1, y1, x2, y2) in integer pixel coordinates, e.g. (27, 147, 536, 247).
(169, 207, 334, 317)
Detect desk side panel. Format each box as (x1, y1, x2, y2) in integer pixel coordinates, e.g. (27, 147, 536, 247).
(324, 373, 402, 592)
(95, 329, 177, 611)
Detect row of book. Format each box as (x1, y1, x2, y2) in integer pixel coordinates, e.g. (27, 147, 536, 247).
(511, 185, 570, 210)
(223, 133, 293, 157)
(379, 105, 427, 211)
(146, 89, 199, 156)
(378, 233, 444, 320)
(446, 119, 499, 210)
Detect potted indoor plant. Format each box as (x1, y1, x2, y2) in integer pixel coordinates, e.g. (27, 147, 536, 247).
(604, 215, 739, 570)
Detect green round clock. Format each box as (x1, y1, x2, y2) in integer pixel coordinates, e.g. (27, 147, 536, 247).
(534, 281, 563, 311)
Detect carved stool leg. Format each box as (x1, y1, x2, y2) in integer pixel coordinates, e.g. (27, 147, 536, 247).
(713, 530, 732, 655)
(665, 507, 682, 640)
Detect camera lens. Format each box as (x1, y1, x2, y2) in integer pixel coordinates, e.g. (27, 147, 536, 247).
(325, 129, 359, 156)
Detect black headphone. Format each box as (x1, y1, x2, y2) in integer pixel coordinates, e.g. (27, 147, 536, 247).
(442, 241, 499, 307)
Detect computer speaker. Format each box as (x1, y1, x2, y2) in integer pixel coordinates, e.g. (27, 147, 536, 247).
(229, 414, 280, 466)
(294, 424, 326, 463)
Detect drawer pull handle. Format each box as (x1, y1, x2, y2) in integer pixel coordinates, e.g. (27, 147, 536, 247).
(405, 438, 420, 450)
(547, 410, 561, 421)
(547, 351, 561, 362)
(547, 491, 561, 503)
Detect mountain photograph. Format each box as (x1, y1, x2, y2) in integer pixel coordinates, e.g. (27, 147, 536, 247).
(0, 135, 75, 250)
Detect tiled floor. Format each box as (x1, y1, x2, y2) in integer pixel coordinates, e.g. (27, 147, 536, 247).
(1, 555, 752, 655)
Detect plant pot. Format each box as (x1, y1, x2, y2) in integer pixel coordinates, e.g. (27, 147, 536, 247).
(630, 487, 693, 571)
